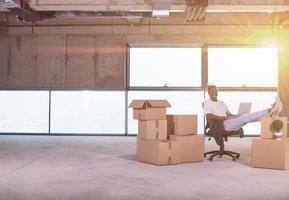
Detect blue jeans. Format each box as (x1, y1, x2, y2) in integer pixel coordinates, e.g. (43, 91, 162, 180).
(223, 109, 269, 131)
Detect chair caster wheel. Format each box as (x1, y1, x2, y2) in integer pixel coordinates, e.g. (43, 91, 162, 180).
(232, 157, 237, 161)
(209, 156, 213, 161)
(236, 154, 240, 159)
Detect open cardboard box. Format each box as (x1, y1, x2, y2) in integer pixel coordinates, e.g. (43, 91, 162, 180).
(129, 100, 171, 120)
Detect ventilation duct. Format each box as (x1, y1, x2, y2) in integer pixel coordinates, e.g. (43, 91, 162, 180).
(54, 11, 146, 19)
(152, 0, 172, 17)
(185, 0, 208, 22)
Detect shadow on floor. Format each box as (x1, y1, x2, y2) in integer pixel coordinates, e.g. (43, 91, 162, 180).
(119, 154, 137, 161)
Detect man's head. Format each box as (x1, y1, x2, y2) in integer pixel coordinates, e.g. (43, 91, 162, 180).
(208, 85, 218, 101)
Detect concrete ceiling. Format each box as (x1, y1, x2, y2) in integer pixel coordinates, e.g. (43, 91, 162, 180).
(0, 0, 289, 13)
(1, 0, 289, 24)
(28, 0, 289, 12)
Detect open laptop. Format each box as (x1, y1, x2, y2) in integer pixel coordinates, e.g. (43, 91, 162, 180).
(227, 102, 252, 119)
(236, 102, 252, 116)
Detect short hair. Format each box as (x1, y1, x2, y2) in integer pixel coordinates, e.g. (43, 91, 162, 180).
(208, 85, 217, 92)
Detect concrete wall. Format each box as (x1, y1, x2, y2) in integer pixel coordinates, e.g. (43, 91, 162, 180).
(0, 34, 126, 89)
(0, 35, 8, 87)
(278, 36, 289, 134)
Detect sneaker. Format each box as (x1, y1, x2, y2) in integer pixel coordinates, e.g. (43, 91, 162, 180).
(270, 96, 283, 118)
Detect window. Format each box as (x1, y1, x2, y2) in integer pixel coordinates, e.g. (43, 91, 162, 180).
(50, 91, 125, 134)
(130, 47, 202, 87)
(208, 48, 278, 87)
(0, 91, 49, 133)
(128, 91, 204, 134)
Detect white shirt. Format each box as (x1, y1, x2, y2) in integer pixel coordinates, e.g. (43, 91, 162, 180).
(203, 99, 230, 117)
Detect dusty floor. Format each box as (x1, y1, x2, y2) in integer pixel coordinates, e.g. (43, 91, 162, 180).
(0, 135, 288, 200)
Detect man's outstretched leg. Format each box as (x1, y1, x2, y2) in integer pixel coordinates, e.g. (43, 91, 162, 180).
(223, 109, 269, 131)
(223, 96, 283, 131)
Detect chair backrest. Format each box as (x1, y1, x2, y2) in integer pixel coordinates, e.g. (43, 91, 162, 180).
(204, 116, 215, 136)
(202, 102, 213, 136)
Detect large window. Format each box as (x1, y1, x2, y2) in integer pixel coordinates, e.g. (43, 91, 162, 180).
(50, 91, 125, 134)
(0, 46, 279, 136)
(129, 47, 202, 87)
(0, 91, 49, 133)
(208, 47, 278, 87)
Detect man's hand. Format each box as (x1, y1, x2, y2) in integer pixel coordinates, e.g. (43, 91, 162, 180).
(226, 112, 237, 119)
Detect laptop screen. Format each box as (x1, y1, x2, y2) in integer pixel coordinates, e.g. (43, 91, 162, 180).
(238, 102, 252, 115)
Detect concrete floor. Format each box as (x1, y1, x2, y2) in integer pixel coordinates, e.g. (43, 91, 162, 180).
(0, 135, 289, 200)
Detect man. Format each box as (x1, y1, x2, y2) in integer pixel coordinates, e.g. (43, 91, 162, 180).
(203, 85, 283, 132)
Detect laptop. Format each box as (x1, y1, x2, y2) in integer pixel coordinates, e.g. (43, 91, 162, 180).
(226, 102, 252, 119)
(236, 102, 252, 116)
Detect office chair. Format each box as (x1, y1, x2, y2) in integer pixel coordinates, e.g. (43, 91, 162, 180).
(204, 117, 244, 161)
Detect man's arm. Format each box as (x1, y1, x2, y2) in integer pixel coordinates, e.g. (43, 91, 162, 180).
(226, 112, 236, 117)
(206, 113, 227, 121)
(224, 103, 234, 117)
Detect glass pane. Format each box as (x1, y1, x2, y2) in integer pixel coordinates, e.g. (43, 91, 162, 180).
(205, 91, 277, 135)
(51, 91, 125, 134)
(128, 91, 204, 134)
(130, 48, 202, 87)
(208, 48, 278, 87)
(0, 91, 49, 133)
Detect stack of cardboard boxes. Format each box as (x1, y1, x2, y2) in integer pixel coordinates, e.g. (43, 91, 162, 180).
(252, 117, 289, 170)
(129, 99, 204, 166)
(168, 115, 204, 163)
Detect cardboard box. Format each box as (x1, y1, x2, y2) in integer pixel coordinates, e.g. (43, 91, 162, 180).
(167, 115, 198, 136)
(252, 138, 289, 170)
(137, 139, 180, 165)
(129, 100, 171, 120)
(138, 120, 167, 140)
(261, 117, 288, 139)
(170, 135, 204, 163)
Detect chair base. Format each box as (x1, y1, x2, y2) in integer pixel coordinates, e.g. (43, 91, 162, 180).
(204, 150, 240, 161)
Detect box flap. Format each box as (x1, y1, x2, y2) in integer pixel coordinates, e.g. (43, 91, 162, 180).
(129, 99, 171, 108)
(129, 100, 146, 108)
(147, 100, 171, 108)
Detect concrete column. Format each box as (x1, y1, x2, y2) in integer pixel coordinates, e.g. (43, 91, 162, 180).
(0, 36, 8, 87)
(278, 37, 289, 136)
